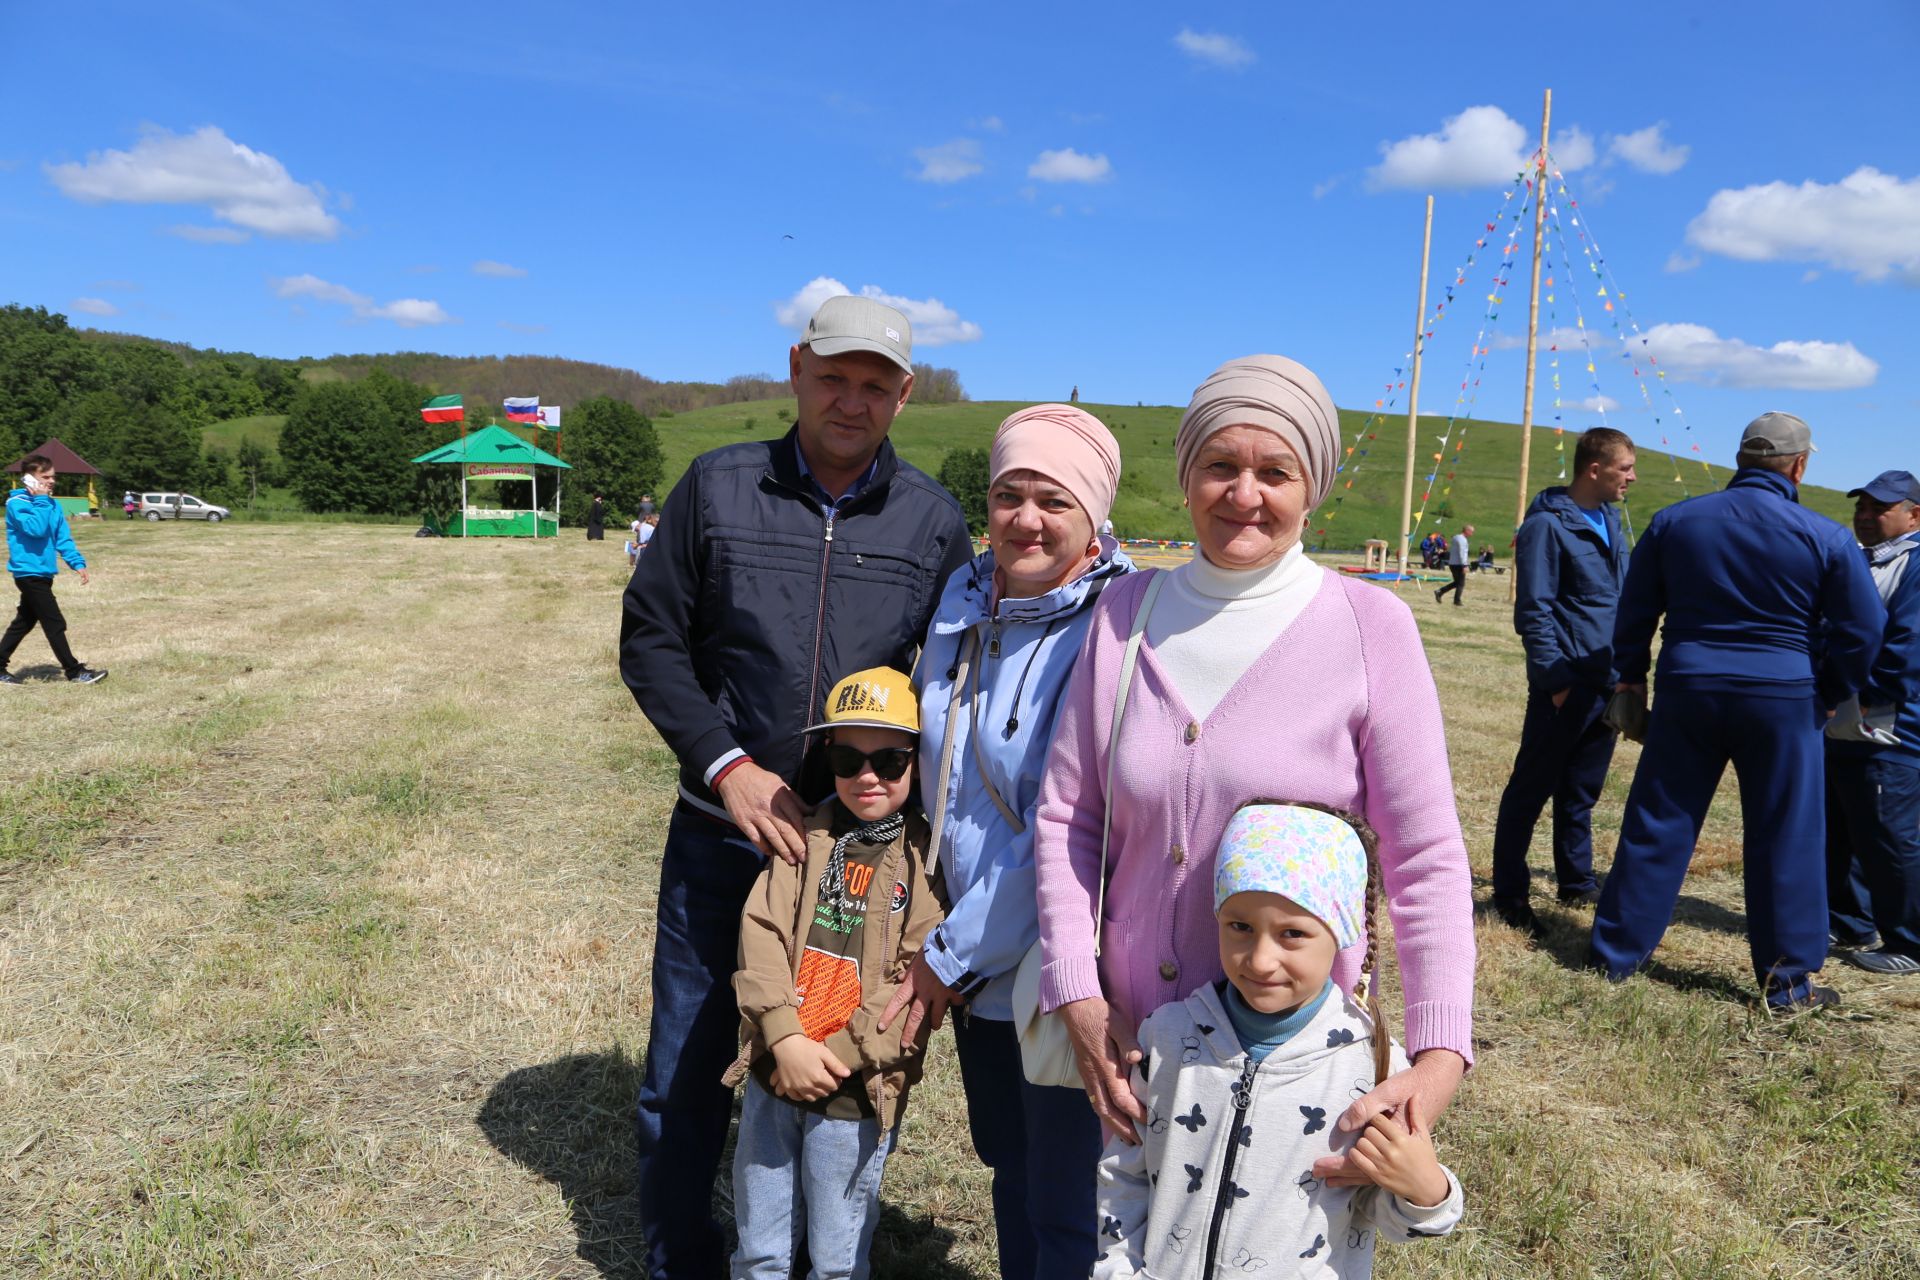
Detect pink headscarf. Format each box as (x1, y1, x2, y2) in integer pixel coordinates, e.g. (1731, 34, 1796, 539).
(1175, 355, 1340, 509)
(988, 404, 1123, 527)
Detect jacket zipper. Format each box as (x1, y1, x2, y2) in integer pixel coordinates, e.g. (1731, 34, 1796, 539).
(1201, 1057, 1259, 1276)
(803, 511, 836, 730)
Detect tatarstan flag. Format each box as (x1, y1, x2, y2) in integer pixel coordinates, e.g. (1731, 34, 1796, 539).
(420, 394, 464, 423)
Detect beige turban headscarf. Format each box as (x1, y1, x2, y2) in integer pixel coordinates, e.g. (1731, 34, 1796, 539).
(1175, 355, 1341, 510)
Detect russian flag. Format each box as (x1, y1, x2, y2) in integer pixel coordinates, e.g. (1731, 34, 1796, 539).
(504, 396, 539, 422)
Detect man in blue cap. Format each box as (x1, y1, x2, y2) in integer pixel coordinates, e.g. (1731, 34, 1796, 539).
(1824, 469, 1920, 975)
(1590, 412, 1883, 1009)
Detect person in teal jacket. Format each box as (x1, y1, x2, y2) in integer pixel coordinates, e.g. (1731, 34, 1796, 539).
(2, 454, 106, 685)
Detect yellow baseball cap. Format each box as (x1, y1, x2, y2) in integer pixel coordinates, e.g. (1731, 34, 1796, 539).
(806, 666, 920, 735)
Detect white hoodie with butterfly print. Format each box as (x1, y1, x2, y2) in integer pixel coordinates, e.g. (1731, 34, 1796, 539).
(1093, 981, 1461, 1279)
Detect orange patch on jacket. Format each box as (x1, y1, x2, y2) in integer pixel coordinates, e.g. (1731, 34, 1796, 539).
(795, 945, 862, 1041)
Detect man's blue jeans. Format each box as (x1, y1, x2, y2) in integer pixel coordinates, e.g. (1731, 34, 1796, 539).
(729, 1078, 893, 1280)
(636, 806, 767, 1279)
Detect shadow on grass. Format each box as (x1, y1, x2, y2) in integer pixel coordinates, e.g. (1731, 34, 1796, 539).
(478, 1051, 977, 1280)
(1483, 898, 1760, 1007)
(478, 1049, 647, 1278)
(1672, 892, 1749, 937)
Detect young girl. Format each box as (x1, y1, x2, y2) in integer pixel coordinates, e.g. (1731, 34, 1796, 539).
(1094, 802, 1463, 1278)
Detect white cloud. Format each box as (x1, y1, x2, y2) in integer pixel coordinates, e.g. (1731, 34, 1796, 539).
(1492, 326, 1608, 353)
(1684, 166, 1920, 283)
(1312, 176, 1342, 199)
(1574, 394, 1620, 412)
(1802, 269, 1821, 283)
(366, 299, 452, 328)
(1665, 252, 1701, 274)
(776, 276, 983, 347)
(472, 259, 528, 278)
(1368, 105, 1593, 192)
(911, 139, 984, 184)
(69, 297, 119, 317)
(47, 125, 339, 239)
(1174, 28, 1255, 69)
(971, 115, 1005, 133)
(269, 274, 454, 327)
(1638, 322, 1878, 390)
(1607, 123, 1689, 175)
(1028, 148, 1111, 183)
(167, 224, 250, 244)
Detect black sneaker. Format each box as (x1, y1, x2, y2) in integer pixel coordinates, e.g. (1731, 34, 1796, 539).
(0, 672, 23, 686)
(1829, 929, 1880, 950)
(1491, 896, 1541, 936)
(1557, 887, 1602, 907)
(1766, 984, 1840, 1013)
(66, 667, 108, 685)
(1844, 948, 1920, 976)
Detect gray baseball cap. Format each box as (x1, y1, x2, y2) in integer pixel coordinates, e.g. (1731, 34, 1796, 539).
(803, 295, 913, 374)
(1740, 411, 1816, 457)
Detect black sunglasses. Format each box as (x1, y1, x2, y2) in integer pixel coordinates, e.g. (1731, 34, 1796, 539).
(825, 744, 915, 781)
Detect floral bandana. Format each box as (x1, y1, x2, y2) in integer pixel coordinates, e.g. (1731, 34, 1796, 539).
(1212, 804, 1367, 948)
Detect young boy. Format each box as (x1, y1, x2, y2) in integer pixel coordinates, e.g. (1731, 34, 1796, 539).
(722, 666, 945, 1280)
(2, 455, 106, 685)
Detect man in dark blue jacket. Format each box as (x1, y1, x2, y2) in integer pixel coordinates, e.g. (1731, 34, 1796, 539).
(619, 294, 971, 1276)
(1491, 428, 1636, 933)
(1824, 469, 1920, 975)
(1590, 413, 1883, 1009)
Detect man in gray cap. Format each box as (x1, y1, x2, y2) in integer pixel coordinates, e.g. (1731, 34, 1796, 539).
(1824, 469, 1920, 975)
(620, 294, 971, 1275)
(1590, 412, 1883, 1009)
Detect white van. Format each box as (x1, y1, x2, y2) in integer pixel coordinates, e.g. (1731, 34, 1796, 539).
(138, 492, 230, 522)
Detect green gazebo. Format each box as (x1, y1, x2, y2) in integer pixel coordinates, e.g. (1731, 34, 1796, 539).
(412, 424, 571, 537)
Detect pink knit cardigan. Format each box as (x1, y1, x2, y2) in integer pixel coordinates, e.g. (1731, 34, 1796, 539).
(1033, 567, 1477, 1063)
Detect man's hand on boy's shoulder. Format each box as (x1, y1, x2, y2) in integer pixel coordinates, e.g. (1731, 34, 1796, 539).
(768, 1033, 851, 1102)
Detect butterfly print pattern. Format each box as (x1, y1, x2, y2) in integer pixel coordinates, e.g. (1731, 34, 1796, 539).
(1174, 1103, 1207, 1133)
(1229, 1246, 1268, 1271)
(1299, 1233, 1326, 1258)
(1167, 1225, 1192, 1255)
(1184, 1163, 1205, 1193)
(1300, 1105, 1327, 1135)
(1100, 1214, 1122, 1240)
(1326, 1027, 1355, 1047)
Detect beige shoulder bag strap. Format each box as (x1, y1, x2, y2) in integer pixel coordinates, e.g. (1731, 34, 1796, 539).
(1093, 570, 1165, 958)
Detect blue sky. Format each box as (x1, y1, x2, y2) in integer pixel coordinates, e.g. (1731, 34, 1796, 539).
(5, 1, 1916, 487)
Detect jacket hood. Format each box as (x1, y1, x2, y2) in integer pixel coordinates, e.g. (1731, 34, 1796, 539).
(929, 538, 1135, 635)
(1179, 980, 1377, 1077)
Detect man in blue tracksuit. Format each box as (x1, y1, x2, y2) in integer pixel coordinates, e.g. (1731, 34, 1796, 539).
(619, 296, 971, 1277)
(1590, 413, 1883, 1008)
(1491, 428, 1637, 932)
(2, 454, 106, 686)
(1824, 469, 1920, 975)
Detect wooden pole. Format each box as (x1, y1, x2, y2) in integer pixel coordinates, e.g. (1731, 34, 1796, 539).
(1398, 195, 1435, 581)
(1509, 88, 1552, 604)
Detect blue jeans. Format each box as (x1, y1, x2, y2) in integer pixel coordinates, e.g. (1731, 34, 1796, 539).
(1491, 683, 1616, 901)
(1825, 755, 1920, 956)
(1590, 686, 1827, 1005)
(951, 1013, 1103, 1280)
(636, 806, 768, 1279)
(729, 1078, 893, 1280)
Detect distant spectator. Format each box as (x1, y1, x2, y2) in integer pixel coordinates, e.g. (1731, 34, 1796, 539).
(2, 455, 106, 685)
(122, 491, 136, 519)
(638, 494, 656, 519)
(586, 493, 607, 541)
(1433, 525, 1475, 605)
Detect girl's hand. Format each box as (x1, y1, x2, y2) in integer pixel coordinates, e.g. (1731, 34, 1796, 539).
(1347, 1093, 1451, 1208)
(767, 1034, 850, 1102)
(1059, 996, 1147, 1142)
(1312, 1049, 1464, 1187)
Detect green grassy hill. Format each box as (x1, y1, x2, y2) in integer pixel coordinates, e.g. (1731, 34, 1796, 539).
(205, 395, 1854, 546)
(653, 398, 1855, 546)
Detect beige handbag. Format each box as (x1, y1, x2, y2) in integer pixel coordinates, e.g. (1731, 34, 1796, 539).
(1010, 572, 1165, 1088)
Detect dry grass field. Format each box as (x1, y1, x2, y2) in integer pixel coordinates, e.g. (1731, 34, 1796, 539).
(1, 522, 1915, 1278)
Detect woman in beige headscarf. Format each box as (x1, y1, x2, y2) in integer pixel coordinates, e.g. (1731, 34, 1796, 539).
(1032, 355, 1477, 1184)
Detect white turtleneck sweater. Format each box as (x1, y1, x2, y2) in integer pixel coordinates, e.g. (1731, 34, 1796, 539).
(1145, 541, 1327, 721)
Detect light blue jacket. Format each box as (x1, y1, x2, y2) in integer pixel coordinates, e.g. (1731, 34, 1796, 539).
(6, 489, 86, 578)
(915, 541, 1133, 1019)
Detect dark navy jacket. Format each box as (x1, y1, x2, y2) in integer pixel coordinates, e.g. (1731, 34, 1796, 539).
(620, 430, 972, 817)
(1512, 486, 1629, 691)
(1612, 468, 1883, 704)
(1828, 532, 1920, 771)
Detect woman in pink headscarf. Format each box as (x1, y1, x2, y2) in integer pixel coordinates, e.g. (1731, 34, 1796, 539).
(879, 403, 1134, 1280)
(1032, 355, 1477, 1183)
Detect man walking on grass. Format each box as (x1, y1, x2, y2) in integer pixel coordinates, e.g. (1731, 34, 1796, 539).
(620, 295, 971, 1277)
(1490, 428, 1636, 933)
(1824, 469, 1920, 977)
(1434, 522, 1476, 605)
(1, 454, 106, 686)
(1590, 413, 1882, 1010)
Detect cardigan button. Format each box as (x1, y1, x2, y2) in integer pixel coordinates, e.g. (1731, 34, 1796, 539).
(1159, 961, 1178, 982)
(1184, 721, 1200, 744)
(1171, 843, 1185, 864)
